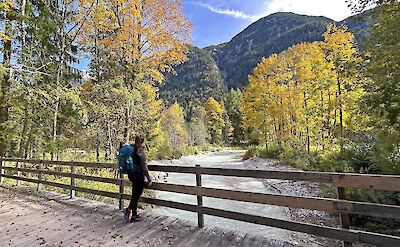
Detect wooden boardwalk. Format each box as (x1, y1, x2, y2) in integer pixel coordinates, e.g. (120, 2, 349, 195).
(0, 186, 298, 247)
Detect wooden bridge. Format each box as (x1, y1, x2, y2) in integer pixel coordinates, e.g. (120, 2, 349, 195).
(1, 157, 400, 247)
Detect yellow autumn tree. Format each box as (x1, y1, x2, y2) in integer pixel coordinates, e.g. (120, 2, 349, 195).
(243, 24, 365, 154)
(288, 42, 330, 153)
(79, 0, 191, 82)
(161, 102, 188, 150)
(243, 54, 279, 148)
(204, 97, 225, 144)
(78, 0, 192, 142)
(323, 24, 365, 139)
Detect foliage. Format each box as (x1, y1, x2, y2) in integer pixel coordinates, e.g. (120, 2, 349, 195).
(161, 46, 225, 114)
(223, 89, 245, 143)
(364, 2, 400, 131)
(204, 97, 225, 144)
(243, 146, 258, 160)
(211, 13, 333, 89)
(243, 25, 365, 159)
(0, 0, 193, 162)
(161, 102, 188, 151)
(160, 11, 372, 111)
(188, 106, 209, 147)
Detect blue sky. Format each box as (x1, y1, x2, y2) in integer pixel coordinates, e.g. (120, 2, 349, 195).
(76, 0, 353, 70)
(183, 0, 353, 47)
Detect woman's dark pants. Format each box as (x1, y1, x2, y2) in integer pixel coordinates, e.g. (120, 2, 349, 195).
(128, 172, 145, 215)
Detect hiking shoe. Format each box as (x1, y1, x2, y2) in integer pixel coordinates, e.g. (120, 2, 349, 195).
(130, 214, 144, 222)
(124, 208, 132, 223)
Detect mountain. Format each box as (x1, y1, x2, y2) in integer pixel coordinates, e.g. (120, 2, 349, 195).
(340, 9, 373, 46)
(161, 11, 372, 109)
(160, 46, 225, 111)
(207, 13, 333, 89)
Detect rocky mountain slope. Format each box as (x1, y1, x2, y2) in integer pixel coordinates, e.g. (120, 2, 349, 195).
(161, 10, 372, 108)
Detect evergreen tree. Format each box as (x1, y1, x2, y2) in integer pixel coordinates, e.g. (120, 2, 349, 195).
(364, 2, 400, 130)
(224, 89, 245, 144)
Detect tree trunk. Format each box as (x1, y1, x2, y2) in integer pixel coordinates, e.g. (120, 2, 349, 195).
(107, 121, 114, 160)
(96, 132, 100, 162)
(0, 11, 12, 157)
(18, 113, 29, 158)
(327, 88, 332, 136)
(304, 92, 310, 154)
(123, 106, 131, 143)
(52, 0, 67, 160)
(23, 136, 30, 159)
(337, 77, 343, 135)
(51, 97, 60, 160)
(320, 90, 325, 151)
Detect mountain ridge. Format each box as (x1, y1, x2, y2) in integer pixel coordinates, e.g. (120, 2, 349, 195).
(160, 10, 372, 109)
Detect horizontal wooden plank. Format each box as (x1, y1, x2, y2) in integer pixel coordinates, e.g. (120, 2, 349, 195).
(138, 197, 199, 213)
(0, 174, 120, 199)
(149, 165, 400, 191)
(358, 231, 400, 247)
(1, 166, 121, 185)
(148, 165, 333, 182)
(144, 182, 400, 219)
(2, 158, 399, 191)
(147, 165, 199, 174)
(199, 167, 333, 182)
(200, 205, 358, 242)
(332, 173, 400, 192)
(0, 158, 115, 168)
(199, 206, 400, 246)
(0, 173, 71, 189)
(74, 186, 120, 199)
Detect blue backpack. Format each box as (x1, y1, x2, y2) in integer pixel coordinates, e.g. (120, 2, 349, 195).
(118, 145, 142, 174)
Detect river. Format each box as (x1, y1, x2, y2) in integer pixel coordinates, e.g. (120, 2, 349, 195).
(152, 150, 338, 246)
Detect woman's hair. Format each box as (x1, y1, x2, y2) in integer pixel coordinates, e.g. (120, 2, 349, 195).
(134, 134, 145, 148)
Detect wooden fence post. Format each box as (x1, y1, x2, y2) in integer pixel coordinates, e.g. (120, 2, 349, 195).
(37, 163, 43, 191)
(196, 164, 204, 228)
(0, 158, 4, 184)
(70, 165, 76, 198)
(337, 186, 352, 247)
(119, 172, 124, 210)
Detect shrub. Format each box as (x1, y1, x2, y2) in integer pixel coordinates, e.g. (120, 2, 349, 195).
(258, 144, 282, 159)
(156, 144, 173, 160)
(243, 146, 258, 160)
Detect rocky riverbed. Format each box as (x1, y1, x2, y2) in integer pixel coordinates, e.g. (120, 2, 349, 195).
(151, 150, 343, 246)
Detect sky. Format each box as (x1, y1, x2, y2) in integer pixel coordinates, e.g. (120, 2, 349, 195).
(75, 0, 355, 70)
(183, 0, 354, 48)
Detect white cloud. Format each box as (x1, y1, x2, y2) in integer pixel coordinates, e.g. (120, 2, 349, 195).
(261, 0, 353, 21)
(193, 2, 259, 20)
(188, 0, 354, 22)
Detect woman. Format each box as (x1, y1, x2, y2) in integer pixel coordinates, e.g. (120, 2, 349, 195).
(124, 135, 153, 222)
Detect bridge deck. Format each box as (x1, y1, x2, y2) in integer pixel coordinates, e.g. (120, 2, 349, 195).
(0, 186, 296, 247)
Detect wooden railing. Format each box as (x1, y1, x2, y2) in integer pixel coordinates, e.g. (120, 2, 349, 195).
(1, 158, 400, 247)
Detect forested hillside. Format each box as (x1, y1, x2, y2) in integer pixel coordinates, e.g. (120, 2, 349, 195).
(160, 46, 225, 113)
(162, 11, 372, 109)
(209, 13, 333, 89)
